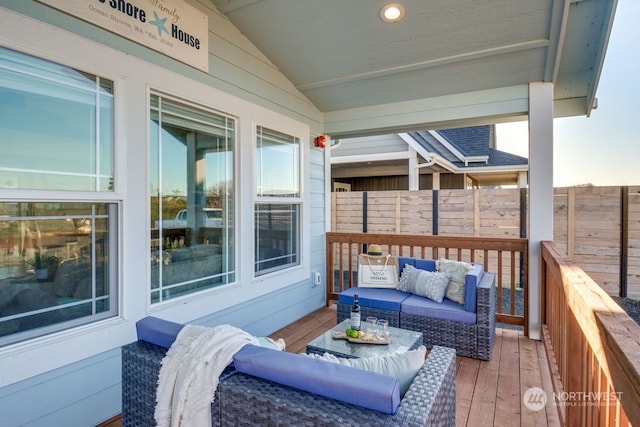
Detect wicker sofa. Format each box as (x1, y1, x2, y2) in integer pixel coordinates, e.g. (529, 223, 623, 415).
(121, 317, 457, 427)
(337, 256, 496, 360)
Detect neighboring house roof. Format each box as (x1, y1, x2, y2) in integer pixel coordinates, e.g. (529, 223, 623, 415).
(331, 124, 529, 187)
(408, 126, 528, 169)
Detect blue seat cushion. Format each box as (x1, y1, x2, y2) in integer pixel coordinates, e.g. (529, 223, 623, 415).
(400, 294, 477, 324)
(464, 264, 484, 312)
(136, 316, 184, 349)
(338, 287, 410, 311)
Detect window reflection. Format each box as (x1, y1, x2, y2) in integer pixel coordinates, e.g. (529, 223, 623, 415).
(0, 47, 114, 191)
(254, 126, 301, 275)
(254, 204, 299, 274)
(149, 94, 235, 302)
(0, 47, 117, 345)
(0, 202, 116, 345)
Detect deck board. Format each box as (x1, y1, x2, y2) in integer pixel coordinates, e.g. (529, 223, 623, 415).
(102, 305, 560, 427)
(520, 332, 554, 426)
(466, 329, 501, 426)
(494, 329, 522, 425)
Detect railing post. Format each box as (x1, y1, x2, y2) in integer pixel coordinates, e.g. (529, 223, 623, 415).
(620, 186, 628, 298)
(432, 189, 438, 236)
(362, 191, 368, 256)
(520, 188, 527, 288)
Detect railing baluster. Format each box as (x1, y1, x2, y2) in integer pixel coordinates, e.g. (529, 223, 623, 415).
(541, 240, 639, 426)
(326, 232, 529, 330)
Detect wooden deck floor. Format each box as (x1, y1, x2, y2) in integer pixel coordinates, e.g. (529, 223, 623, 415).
(101, 305, 560, 427)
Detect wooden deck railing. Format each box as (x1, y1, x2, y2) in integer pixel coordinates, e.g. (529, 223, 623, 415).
(326, 232, 528, 333)
(542, 241, 640, 426)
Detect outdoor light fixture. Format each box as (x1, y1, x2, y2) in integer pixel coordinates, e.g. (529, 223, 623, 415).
(380, 3, 405, 23)
(314, 135, 327, 148)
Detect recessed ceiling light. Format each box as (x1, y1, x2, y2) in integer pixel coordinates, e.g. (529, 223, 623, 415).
(380, 3, 405, 23)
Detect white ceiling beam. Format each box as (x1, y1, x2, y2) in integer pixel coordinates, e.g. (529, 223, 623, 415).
(545, 0, 571, 83)
(324, 85, 530, 139)
(297, 40, 549, 91)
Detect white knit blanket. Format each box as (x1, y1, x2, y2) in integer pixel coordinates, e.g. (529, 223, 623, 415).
(155, 324, 258, 427)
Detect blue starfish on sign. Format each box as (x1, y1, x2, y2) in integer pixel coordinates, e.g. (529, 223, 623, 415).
(149, 11, 168, 36)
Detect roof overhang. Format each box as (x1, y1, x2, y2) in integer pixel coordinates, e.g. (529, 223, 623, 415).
(210, 0, 617, 138)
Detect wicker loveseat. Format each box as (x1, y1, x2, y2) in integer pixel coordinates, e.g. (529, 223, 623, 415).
(337, 256, 496, 360)
(121, 317, 457, 427)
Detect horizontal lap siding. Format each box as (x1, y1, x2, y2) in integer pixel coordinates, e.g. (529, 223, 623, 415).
(0, 2, 324, 426)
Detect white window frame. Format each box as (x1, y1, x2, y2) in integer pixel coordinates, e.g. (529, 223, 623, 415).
(254, 125, 302, 276)
(148, 91, 238, 303)
(245, 120, 310, 290)
(0, 14, 128, 388)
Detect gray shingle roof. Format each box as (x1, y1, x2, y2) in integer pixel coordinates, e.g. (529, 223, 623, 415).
(409, 126, 528, 168)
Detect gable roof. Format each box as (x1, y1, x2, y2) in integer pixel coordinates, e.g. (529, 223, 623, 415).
(409, 126, 528, 169)
(331, 124, 529, 187)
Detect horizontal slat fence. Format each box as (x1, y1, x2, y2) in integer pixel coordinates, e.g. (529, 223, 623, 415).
(326, 232, 528, 333)
(332, 186, 640, 299)
(541, 241, 640, 426)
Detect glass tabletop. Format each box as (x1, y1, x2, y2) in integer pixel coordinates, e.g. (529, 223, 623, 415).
(306, 319, 423, 359)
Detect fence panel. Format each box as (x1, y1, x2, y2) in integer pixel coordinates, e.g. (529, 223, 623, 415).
(332, 186, 640, 299)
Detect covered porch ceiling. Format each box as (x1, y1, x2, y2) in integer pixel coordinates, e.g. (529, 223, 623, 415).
(210, 0, 616, 139)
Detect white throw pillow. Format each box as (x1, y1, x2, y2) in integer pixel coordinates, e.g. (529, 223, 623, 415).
(436, 258, 472, 305)
(306, 346, 427, 396)
(397, 264, 449, 303)
(256, 336, 286, 350)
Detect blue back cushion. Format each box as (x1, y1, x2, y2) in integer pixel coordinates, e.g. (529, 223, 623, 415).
(233, 344, 401, 414)
(398, 257, 436, 273)
(398, 257, 484, 312)
(136, 316, 184, 348)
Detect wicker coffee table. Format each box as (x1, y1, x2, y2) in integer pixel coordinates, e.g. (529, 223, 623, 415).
(306, 319, 423, 359)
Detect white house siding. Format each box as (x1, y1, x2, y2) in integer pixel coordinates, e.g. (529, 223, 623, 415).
(332, 134, 407, 158)
(0, 1, 324, 425)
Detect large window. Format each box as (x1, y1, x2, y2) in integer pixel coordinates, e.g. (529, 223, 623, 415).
(0, 47, 117, 346)
(0, 47, 113, 191)
(150, 94, 235, 302)
(255, 126, 301, 275)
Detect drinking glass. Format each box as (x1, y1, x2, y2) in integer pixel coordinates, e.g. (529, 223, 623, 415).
(376, 319, 389, 340)
(365, 316, 377, 333)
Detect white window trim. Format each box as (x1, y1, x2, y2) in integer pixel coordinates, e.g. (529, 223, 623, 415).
(251, 122, 309, 283)
(0, 12, 129, 387)
(146, 90, 239, 304)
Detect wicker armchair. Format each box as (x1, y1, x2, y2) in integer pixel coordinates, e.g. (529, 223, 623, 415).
(337, 267, 496, 360)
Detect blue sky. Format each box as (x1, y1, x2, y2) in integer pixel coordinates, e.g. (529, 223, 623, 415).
(496, 0, 639, 188)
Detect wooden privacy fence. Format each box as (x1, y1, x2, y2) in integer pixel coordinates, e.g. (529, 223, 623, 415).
(541, 241, 640, 426)
(331, 186, 640, 299)
(326, 232, 529, 333)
